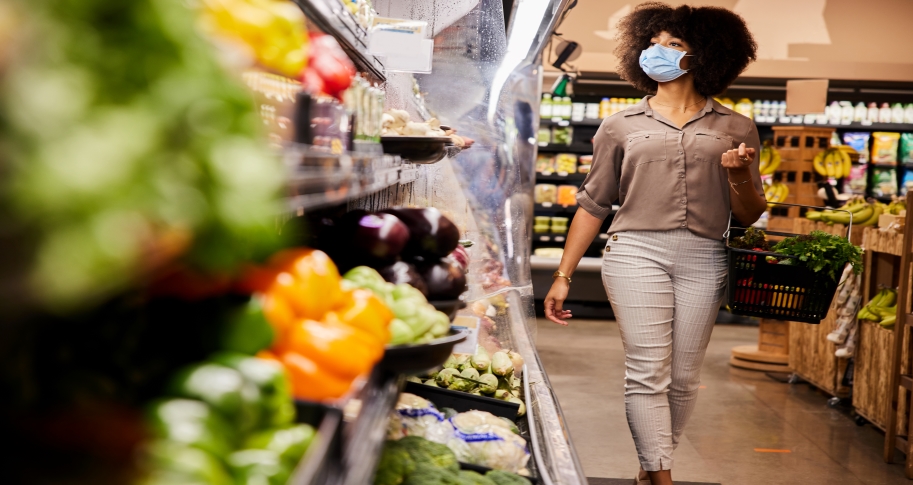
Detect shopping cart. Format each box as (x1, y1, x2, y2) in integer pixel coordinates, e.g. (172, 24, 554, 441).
(725, 203, 853, 324)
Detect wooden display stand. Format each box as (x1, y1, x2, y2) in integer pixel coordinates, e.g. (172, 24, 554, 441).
(788, 306, 851, 398)
(878, 193, 913, 473)
(855, 227, 906, 433)
(767, 126, 833, 233)
(730, 319, 790, 372)
(793, 217, 865, 248)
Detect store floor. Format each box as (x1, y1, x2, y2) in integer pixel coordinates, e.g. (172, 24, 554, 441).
(536, 319, 909, 485)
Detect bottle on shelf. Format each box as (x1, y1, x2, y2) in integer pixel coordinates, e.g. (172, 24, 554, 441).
(878, 102, 892, 123)
(853, 102, 867, 123)
(599, 97, 610, 119)
(840, 101, 854, 125)
(891, 103, 905, 124)
(905, 104, 913, 124)
(540, 93, 553, 119)
(867, 102, 879, 124)
(561, 97, 573, 119)
(827, 101, 841, 124)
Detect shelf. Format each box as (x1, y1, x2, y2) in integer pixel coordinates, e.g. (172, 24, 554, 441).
(292, 0, 385, 81)
(338, 370, 403, 485)
(534, 203, 578, 214)
(284, 144, 413, 213)
(540, 118, 603, 127)
(537, 143, 593, 154)
(530, 255, 603, 272)
(535, 172, 587, 183)
(755, 120, 913, 131)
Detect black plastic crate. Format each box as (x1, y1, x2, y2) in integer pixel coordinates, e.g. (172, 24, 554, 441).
(288, 401, 343, 485)
(726, 227, 841, 324)
(403, 381, 520, 419)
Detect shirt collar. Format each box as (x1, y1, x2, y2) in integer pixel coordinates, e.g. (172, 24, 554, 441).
(623, 95, 732, 117)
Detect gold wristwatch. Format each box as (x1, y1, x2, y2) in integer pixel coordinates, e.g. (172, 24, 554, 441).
(553, 270, 571, 284)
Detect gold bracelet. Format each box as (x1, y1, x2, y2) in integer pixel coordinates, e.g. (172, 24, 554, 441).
(729, 177, 751, 195)
(553, 270, 572, 284)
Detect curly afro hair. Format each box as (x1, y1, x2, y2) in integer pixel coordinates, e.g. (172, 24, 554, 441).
(614, 3, 757, 96)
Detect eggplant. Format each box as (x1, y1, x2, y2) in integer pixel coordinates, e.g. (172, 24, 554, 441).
(419, 257, 467, 300)
(351, 213, 410, 262)
(378, 261, 428, 296)
(380, 207, 460, 259)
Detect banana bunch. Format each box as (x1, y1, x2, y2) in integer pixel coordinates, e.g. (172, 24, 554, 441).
(763, 181, 789, 209)
(857, 288, 898, 328)
(805, 196, 884, 226)
(886, 197, 907, 215)
(758, 142, 781, 176)
(812, 146, 854, 179)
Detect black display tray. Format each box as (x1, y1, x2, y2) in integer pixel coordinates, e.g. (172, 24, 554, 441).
(379, 328, 468, 374)
(459, 462, 538, 485)
(429, 299, 467, 321)
(288, 400, 344, 485)
(403, 381, 520, 420)
(381, 136, 453, 164)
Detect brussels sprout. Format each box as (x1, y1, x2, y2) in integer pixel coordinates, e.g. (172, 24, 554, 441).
(477, 374, 498, 395)
(436, 368, 460, 387)
(471, 346, 491, 372)
(491, 352, 512, 377)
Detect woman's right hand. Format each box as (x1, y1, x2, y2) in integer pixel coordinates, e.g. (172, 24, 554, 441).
(544, 279, 572, 326)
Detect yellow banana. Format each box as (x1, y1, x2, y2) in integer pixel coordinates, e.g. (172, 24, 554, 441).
(856, 204, 883, 227)
(825, 203, 872, 225)
(813, 151, 827, 176)
(880, 289, 898, 307)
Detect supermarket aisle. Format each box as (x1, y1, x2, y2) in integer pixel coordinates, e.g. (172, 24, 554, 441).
(536, 319, 909, 485)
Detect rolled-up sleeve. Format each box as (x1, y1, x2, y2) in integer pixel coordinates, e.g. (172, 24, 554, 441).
(576, 118, 623, 220)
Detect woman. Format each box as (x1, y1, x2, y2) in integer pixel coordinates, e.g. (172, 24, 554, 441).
(543, 4, 765, 485)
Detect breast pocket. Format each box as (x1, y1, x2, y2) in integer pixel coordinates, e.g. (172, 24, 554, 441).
(693, 130, 734, 163)
(626, 130, 666, 166)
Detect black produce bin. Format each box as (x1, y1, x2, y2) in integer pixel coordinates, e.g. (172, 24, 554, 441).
(288, 401, 344, 485)
(403, 381, 520, 419)
(726, 227, 843, 324)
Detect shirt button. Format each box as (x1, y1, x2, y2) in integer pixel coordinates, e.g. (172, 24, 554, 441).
(606, 246, 611, 252)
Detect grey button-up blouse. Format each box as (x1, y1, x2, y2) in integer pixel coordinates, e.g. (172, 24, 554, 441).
(575, 96, 765, 240)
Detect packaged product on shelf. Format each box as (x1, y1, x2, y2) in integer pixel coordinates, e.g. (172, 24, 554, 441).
(537, 128, 551, 145)
(867, 102, 880, 124)
(854, 102, 867, 122)
(905, 104, 913, 124)
(843, 133, 870, 164)
(892, 103, 906, 124)
(535, 154, 554, 173)
(534, 184, 557, 204)
(900, 133, 913, 164)
(839, 101, 854, 125)
(571, 103, 586, 121)
(540, 93, 553, 118)
(845, 164, 868, 194)
(550, 217, 569, 234)
(534, 216, 551, 234)
(551, 126, 573, 145)
(871, 132, 900, 164)
(872, 168, 898, 197)
(578, 155, 592, 173)
(717, 97, 735, 110)
(902, 171, 913, 195)
(534, 248, 564, 258)
(556, 186, 578, 206)
(599, 98, 610, 118)
(585, 103, 600, 119)
(554, 153, 578, 174)
(734, 98, 753, 118)
(879, 103, 893, 123)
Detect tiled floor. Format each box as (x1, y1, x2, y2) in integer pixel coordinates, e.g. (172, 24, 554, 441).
(536, 319, 910, 485)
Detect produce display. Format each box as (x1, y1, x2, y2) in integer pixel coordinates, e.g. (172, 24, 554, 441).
(534, 184, 558, 204)
(858, 288, 898, 329)
(415, 347, 526, 415)
(757, 142, 781, 176)
(557, 186, 579, 206)
(554, 153, 578, 174)
(315, 207, 469, 302)
(141, 352, 313, 485)
(374, 436, 530, 485)
(343, 266, 453, 345)
(763, 181, 789, 209)
(250, 248, 391, 401)
(805, 196, 905, 226)
(729, 228, 863, 283)
(381, 109, 473, 148)
(812, 146, 855, 179)
(383, 393, 531, 475)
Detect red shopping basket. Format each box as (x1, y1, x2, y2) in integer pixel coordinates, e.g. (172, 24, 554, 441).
(726, 204, 853, 324)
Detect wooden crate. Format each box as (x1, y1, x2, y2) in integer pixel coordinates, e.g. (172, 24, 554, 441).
(768, 126, 833, 223)
(788, 306, 850, 397)
(793, 218, 864, 247)
(854, 321, 910, 434)
(863, 226, 904, 256)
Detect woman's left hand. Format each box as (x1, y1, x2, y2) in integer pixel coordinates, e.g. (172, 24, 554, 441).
(721, 142, 755, 171)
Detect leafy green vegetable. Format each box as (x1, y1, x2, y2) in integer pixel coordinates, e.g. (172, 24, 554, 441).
(729, 227, 771, 250)
(771, 230, 863, 282)
(485, 470, 530, 485)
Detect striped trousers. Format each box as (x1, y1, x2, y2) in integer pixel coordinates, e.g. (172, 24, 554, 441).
(601, 229, 728, 471)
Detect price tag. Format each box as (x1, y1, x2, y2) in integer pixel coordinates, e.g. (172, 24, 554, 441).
(557, 120, 570, 127)
(538, 142, 548, 147)
(539, 236, 550, 241)
(557, 171, 569, 177)
(599, 233, 609, 239)
(555, 236, 566, 242)
(541, 202, 553, 208)
(778, 116, 791, 123)
(451, 316, 479, 354)
(541, 171, 554, 176)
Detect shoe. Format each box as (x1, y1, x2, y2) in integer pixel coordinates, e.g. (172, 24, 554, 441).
(634, 469, 651, 484)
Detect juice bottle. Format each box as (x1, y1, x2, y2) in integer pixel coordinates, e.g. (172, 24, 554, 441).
(540, 93, 553, 118)
(599, 97, 610, 118)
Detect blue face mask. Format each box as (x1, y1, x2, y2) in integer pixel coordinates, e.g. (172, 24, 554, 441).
(639, 43, 691, 82)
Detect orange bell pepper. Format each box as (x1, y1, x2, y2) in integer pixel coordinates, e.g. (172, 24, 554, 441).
(335, 289, 393, 344)
(280, 351, 354, 401)
(260, 292, 298, 344)
(280, 315, 381, 380)
(267, 249, 344, 319)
